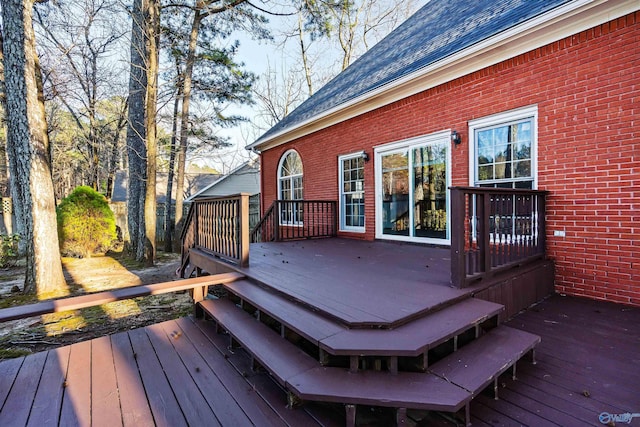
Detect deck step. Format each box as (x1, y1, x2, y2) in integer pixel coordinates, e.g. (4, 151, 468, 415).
(199, 298, 318, 387)
(199, 298, 473, 419)
(429, 325, 540, 396)
(224, 279, 344, 345)
(225, 279, 503, 357)
(286, 367, 471, 413)
(320, 298, 503, 357)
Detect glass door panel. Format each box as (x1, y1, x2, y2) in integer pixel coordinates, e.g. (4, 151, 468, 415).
(413, 144, 447, 239)
(381, 151, 409, 236)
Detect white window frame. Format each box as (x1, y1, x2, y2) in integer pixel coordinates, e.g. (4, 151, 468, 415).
(338, 152, 366, 233)
(468, 105, 538, 189)
(277, 149, 303, 226)
(374, 130, 452, 245)
(468, 106, 539, 241)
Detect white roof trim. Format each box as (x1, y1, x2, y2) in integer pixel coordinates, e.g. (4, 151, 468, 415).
(249, 0, 636, 152)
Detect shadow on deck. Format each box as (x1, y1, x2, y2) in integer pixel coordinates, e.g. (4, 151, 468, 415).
(1, 295, 637, 426)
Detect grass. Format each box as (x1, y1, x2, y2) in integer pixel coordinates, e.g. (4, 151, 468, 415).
(0, 294, 38, 310)
(0, 251, 189, 359)
(0, 348, 31, 360)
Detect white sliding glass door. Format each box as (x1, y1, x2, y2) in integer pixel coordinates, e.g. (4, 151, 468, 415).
(375, 131, 451, 244)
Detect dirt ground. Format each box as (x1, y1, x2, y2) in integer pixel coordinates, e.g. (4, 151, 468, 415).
(0, 252, 192, 359)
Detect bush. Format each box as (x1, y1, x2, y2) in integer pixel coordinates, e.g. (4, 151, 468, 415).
(57, 186, 117, 258)
(0, 234, 20, 267)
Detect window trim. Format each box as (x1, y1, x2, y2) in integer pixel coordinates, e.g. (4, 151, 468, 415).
(374, 130, 452, 245)
(338, 152, 366, 233)
(277, 149, 303, 226)
(468, 105, 538, 188)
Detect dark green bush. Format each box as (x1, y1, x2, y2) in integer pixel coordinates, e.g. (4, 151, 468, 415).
(57, 186, 117, 258)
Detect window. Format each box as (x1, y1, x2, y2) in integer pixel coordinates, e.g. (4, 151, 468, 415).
(374, 130, 451, 244)
(278, 150, 303, 224)
(470, 105, 537, 189)
(339, 153, 365, 231)
(469, 106, 539, 241)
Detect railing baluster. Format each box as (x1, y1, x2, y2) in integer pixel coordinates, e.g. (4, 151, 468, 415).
(450, 187, 548, 288)
(179, 194, 251, 267)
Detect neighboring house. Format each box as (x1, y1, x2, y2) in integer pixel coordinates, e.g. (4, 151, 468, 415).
(110, 170, 221, 205)
(185, 160, 261, 229)
(248, 0, 640, 306)
(185, 160, 260, 200)
(110, 171, 221, 242)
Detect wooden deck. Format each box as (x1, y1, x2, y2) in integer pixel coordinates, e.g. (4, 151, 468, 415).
(220, 238, 470, 327)
(1, 294, 637, 426)
(464, 295, 640, 427)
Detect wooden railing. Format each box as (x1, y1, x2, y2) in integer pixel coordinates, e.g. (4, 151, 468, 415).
(250, 200, 337, 243)
(450, 187, 548, 288)
(181, 194, 250, 269)
(0, 273, 244, 322)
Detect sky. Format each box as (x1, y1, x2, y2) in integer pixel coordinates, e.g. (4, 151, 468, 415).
(200, 1, 429, 173)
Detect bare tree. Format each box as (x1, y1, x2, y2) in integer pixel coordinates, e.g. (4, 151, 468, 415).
(329, 0, 419, 70)
(162, 0, 263, 250)
(34, 0, 127, 191)
(253, 61, 305, 129)
(1, 0, 67, 297)
(126, 0, 159, 264)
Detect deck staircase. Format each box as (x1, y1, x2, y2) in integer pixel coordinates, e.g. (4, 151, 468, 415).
(196, 275, 540, 426)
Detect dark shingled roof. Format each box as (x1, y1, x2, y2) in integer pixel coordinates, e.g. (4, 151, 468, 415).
(255, 0, 571, 145)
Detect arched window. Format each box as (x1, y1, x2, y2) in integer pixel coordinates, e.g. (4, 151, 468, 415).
(278, 150, 303, 224)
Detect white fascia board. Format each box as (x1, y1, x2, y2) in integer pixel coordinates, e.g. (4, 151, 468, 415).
(250, 0, 637, 153)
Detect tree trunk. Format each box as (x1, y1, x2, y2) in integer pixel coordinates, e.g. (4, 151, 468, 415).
(297, 12, 313, 97)
(125, 0, 148, 259)
(2, 0, 67, 298)
(164, 79, 182, 253)
(105, 99, 128, 198)
(143, 0, 159, 265)
(173, 11, 202, 243)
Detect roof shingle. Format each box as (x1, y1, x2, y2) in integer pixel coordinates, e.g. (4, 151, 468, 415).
(254, 0, 571, 146)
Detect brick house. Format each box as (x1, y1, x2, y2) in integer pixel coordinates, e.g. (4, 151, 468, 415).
(249, 0, 640, 306)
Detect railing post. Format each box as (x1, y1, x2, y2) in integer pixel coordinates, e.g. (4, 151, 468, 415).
(333, 201, 338, 236)
(450, 188, 467, 288)
(480, 192, 492, 275)
(537, 193, 546, 255)
(239, 193, 250, 268)
(274, 200, 281, 242)
(193, 202, 199, 248)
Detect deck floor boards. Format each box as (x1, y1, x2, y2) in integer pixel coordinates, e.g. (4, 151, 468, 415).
(128, 327, 188, 427)
(110, 332, 155, 427)
(59, 339, 92, 426)
(91, 336, 122, 427)
(27, 346, 70, 427)
(239, 239, 468, 326)
(0, 351, 47, 427)
(0, 295, 638, 426)
(155, 321, 252, 426)
(464, 295, 640, 427)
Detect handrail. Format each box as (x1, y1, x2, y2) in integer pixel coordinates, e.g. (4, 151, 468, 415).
(180, 194, 250, 269)
(250, 200, 277, 243)
(450, 187, 548, 288)
(251, 200, 337, 243)
(0, 272, 244, 323)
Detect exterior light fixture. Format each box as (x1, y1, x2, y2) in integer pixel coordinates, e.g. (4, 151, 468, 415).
(451, 130, 462, 145)
(361, 151, 370, 162)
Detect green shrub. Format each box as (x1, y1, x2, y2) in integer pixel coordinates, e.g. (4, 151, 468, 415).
(57, 186, 117, 258)
(0, 234, 20, 267)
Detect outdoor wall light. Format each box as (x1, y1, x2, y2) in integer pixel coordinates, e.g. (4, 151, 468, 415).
(451, 130, 462, 145)
(361, 151, 370, 162)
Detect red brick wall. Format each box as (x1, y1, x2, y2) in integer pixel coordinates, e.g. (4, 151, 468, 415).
(260, 12, 640, 305)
